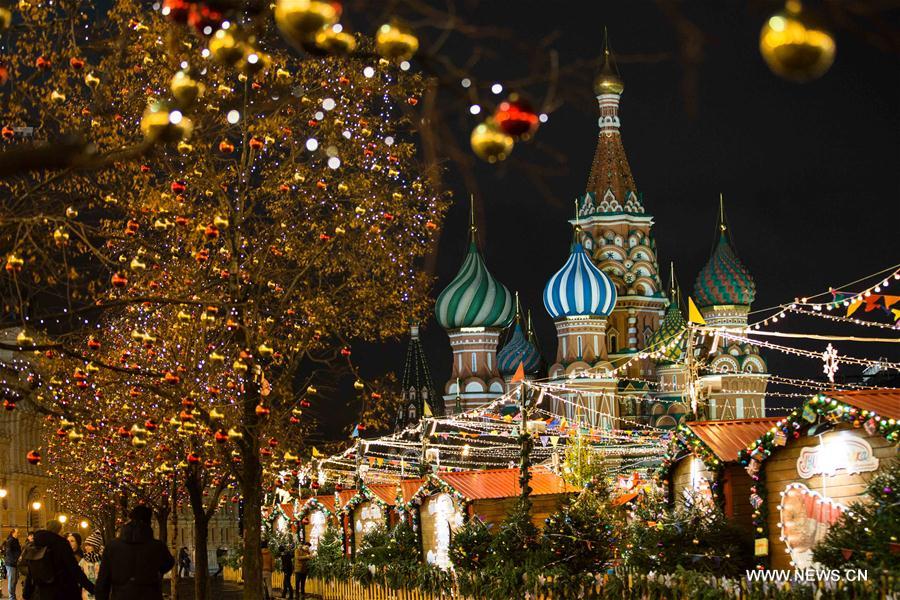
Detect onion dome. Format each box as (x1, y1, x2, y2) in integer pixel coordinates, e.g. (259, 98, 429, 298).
(435, 240, 514, 330)
(693, 231, 756, 309)
(544, 242, 617, 319)
(594, 45, 624, 96)
(647, 301, 687, 364)
(497, 323, 541, 376)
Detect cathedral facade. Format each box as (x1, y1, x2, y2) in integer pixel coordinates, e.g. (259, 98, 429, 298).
(400, 44, 768, 431)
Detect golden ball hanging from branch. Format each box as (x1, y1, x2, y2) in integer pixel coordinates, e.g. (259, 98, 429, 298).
(314, 25, 357, 55)
(375, 20, 419, 62)
(760, 0, 835, 82)
(140, 102, 193, 144)
(470, 119, 514, 163)
(209, 27, 247, 67)
(170, 70, 204, 107)
(274, 0, 341, 48)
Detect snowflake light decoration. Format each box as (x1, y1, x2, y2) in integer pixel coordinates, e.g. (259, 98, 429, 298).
(822, 343, 839, 383)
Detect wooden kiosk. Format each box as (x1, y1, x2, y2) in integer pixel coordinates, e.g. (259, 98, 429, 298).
(738, 390, 898, 569)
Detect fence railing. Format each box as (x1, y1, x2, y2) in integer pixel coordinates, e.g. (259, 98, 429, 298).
(222, 567, 897, 599)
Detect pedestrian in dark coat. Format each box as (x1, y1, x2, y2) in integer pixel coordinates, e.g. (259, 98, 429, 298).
(3, 528, 22, 600)
(93, 506, 174, 600)
(21, 520, 94, 600)
(280, 548, 294, 600)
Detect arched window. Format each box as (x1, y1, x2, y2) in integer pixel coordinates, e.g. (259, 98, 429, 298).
(576, 336, 583, 358)
(608, 330, 619, 354)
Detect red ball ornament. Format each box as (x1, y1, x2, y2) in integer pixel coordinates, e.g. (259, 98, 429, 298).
(187, 4, 223, 35)
(26, 450, 41, 465)
(493, 94, 539, 139)
(162, 0, 191, 23)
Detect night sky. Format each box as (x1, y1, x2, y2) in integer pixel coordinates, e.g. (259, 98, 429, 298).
(352, 2, 900, 423)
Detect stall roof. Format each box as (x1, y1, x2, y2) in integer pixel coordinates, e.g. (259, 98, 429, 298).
(825, 389, 900, 420)
(436, 466, 580, 500)
(367, 483, 400, 505)
(398, 478, 425, 503)
(300, 489, 357, 514)
(686, 418, 781, 462)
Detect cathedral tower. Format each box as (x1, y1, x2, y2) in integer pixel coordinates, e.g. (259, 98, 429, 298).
(435, 209, 514, 413)
(543, 231, 619, 428)
(644, 265, 690, 428)
(395, 324, 443, 431)
(573, 39, 666, 392)
(692, 202, 768, 419)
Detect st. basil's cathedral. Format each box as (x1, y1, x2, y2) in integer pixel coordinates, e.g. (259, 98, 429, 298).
(395, 45, 768, 432)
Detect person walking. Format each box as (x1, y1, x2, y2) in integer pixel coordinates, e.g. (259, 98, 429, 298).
(66, 534, 83, 562)
(94, 506, 174, 600)
(177, 548, 190, 579)
(21, 519, 94, 600)
(292, 542, 311, 600)
(78, 532, 103, 600)
(213, 548, 226, 578)
(3, 529, 21, 600)
(279, 546, 293, 600)
(260, 541, 273, 600)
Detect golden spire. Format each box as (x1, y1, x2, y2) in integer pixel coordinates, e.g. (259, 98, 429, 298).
(718, 193, 727, 233)
(469, 193, 477, 243)
(595, 28, 624, 95)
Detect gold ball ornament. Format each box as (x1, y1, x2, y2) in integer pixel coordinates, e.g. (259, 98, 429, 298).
(470, 119, 514, 163)
(0, 7, 11, 30)
(760, 0, 835, 82)
(275, 0, 341, 48)
(238, 49, 271, 76)
(170, 71, 204, 107)
(375, 21, 418, 62)
(209, 28, 246, 66)
(140, 103, 193, 144)
(314, 25, 357, 55)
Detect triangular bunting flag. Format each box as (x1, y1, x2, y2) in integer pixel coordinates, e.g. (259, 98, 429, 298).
(423, 400, 433, 417)
(847, 299, 863, 316)
(549, 436, 559, 447)
(311, 446, 323, 458)
(688, 297, 706, 325)
(884, 295, 900, 308)
(511, 361, 526, 383)
(540, 436, 549, 447)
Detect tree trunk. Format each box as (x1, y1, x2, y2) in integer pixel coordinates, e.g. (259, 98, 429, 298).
(100, 504, 117, 544)
(170, 475, 180, 600)
(240, 417, 263, 600)
(155, 507, 169, 547)
(193, 516, 210, 600)
(186, 468, 212, 600)
(240, 449, 263, 600)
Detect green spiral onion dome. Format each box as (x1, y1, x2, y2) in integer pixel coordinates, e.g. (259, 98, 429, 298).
(435, 241, 514, 329)
(646, 301, 687, 364)
(692, 233, 756, 308)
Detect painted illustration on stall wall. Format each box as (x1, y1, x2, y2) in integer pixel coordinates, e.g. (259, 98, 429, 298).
(779, 483, 845, 570)
(425, 493, 464, 569)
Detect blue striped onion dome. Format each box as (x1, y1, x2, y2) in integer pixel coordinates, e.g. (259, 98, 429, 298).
(692, 233, 756, 308)
(435, 242, 514, 329)
(497, 323, 541, 376)
(543, 243, 617, 319)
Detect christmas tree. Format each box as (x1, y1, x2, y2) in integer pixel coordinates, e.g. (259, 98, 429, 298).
(813, 460, 900, 574)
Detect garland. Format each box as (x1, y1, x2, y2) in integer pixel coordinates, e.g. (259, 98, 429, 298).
(737, 392, 900, 569)
(341, 482, 391, 557)
(656, 423, 726, 510)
